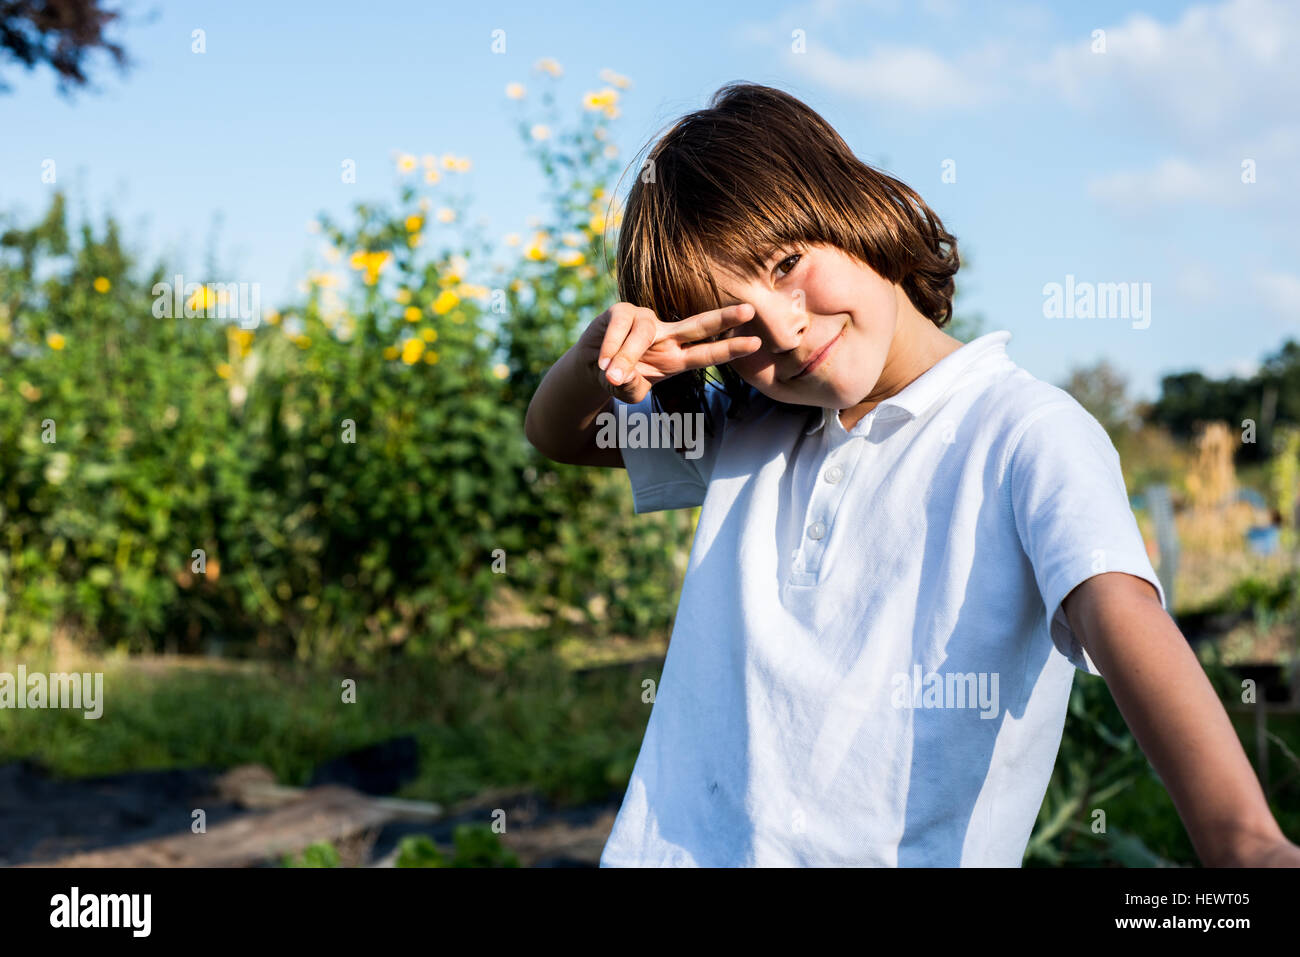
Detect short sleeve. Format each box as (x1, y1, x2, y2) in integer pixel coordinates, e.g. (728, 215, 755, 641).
(1007, 397, 1167, 676)
(614, 384, 730, 514)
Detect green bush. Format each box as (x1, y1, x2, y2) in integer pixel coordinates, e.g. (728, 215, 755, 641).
(0, 70, 693, 665)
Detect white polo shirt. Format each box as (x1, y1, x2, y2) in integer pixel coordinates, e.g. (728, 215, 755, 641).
(598, 329, 1165, 867)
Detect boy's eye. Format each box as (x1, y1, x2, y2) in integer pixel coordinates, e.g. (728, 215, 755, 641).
(774, 253, 801, 279)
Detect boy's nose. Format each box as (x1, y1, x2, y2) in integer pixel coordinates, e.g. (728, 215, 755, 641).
(748, 291, 808, 355)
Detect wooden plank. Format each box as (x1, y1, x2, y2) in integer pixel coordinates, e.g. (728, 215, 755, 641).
(19, 784, 433, 868)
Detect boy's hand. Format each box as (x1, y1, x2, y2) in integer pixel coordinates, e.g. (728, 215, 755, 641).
(580, 301, 762, 403)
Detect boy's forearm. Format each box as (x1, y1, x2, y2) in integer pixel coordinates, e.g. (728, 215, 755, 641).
(524, 340, 616, 463)
(1065, 573, 1293, 866)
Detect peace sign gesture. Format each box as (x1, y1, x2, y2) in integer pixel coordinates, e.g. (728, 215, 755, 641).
(583, 301, 762, 403)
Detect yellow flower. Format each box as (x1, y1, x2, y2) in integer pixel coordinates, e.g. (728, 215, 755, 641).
(420, 326, 438, 343)
(293, 334, 311, 349)
(423, 350, 440, 364)
(583, 88, 619, 112)
(405, 215, 423, 232)
(307, 271, 338, 288)
(454, 157, 472, 172)
(504, 233, 520, 247)
(47, 332, 66, 350)
(593, 185, 605, 199)
(266, 310, 281, 325)
(407, 234, 422, 248)
(604, 143, 619, 158)
(492, 363, 509, 379)
(456, 283, 490, 300)
(234, 329, 255, 356)
(525, 241, 547, 261)
(401, 338, 425, 364)
(505, 82, 525, 99)
(188, 285, 217, 311)
(437, 207, 455, 223)
(556, 249, 585, 267)
(396, 153, 417, 173)
(92, 276, 111, 293)
(19, 381, 41, 401)
(534, 57, 563, 77)
(383, 345, 399, 360)
(217, 363, 232, 379)
(509, 278, 524, 292)
(424, 168, 441, 185)
(442, 153, 457, 169)
(578, 265, 597, 280)
(432, 289, 460, 314)
(421, 154, 437, 169)
(404, 306, 422, 322)
(589, 210, 606, 234)
(599, 68, 631, 89)
(531, 124, 550, 141)
(349, 250, 391, 285)
(394, 288, 412, 304)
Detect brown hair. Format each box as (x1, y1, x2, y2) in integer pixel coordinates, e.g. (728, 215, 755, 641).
(610, 81, 960, 431)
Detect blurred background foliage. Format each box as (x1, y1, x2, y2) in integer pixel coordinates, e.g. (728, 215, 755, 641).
(0, 74, 699, 667)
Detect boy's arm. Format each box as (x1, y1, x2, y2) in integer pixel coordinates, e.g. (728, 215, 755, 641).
(1062, 571, 1300, 867)
(525, 343, 626, 468)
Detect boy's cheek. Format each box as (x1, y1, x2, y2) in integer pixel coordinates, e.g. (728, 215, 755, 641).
(727, 353, 774, 384)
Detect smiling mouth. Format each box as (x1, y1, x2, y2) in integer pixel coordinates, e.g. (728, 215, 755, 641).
(789, 325, 846, 380)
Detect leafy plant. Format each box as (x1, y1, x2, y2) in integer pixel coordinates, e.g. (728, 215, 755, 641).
(281, 841, 342, 868)
(394, 825, 519, 868)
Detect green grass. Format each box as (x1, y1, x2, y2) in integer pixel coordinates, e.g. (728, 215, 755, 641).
(0, 644, 655, 810)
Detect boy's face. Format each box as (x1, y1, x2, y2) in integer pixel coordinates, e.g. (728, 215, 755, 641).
(705, 242, 902, 411)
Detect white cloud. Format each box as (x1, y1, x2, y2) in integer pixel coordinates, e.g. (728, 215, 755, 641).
(788, 41, 1006, 110)
(1255, 272, 1300, 316)
(1034, 0, 1299, 143)
(1087, 157, 1244, 211)
(1087, 123, 1298, 214)
(1090, 158, 1215, 207)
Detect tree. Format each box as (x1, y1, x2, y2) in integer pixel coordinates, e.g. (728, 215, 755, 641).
(1059, 358, 1137, 440)
(0, 0, 128, 94)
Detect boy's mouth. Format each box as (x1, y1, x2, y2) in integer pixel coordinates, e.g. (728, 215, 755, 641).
(788, 323, 847, 381)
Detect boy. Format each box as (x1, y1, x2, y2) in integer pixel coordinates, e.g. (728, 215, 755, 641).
(524, 82, 1299, 867)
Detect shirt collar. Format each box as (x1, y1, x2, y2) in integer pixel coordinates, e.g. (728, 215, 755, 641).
(803, 330, 1013, 435)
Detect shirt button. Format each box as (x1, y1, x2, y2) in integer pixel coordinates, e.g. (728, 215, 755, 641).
(807, 521, 826, 540)
(824, 465, 844, 484)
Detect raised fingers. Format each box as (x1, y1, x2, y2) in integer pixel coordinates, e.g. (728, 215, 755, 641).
(666, 302, 755, 345)
(601, 306, 658, 386)
(676, 334, 763, 371)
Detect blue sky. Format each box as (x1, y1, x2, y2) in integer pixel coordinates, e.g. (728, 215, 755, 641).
(3, 0, 1296, 402)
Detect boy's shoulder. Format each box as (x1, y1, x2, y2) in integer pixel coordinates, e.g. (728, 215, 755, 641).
(952, 361, 1112, 464)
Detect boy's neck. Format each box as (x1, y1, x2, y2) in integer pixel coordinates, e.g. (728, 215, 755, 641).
(837, 301, 964, 433)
